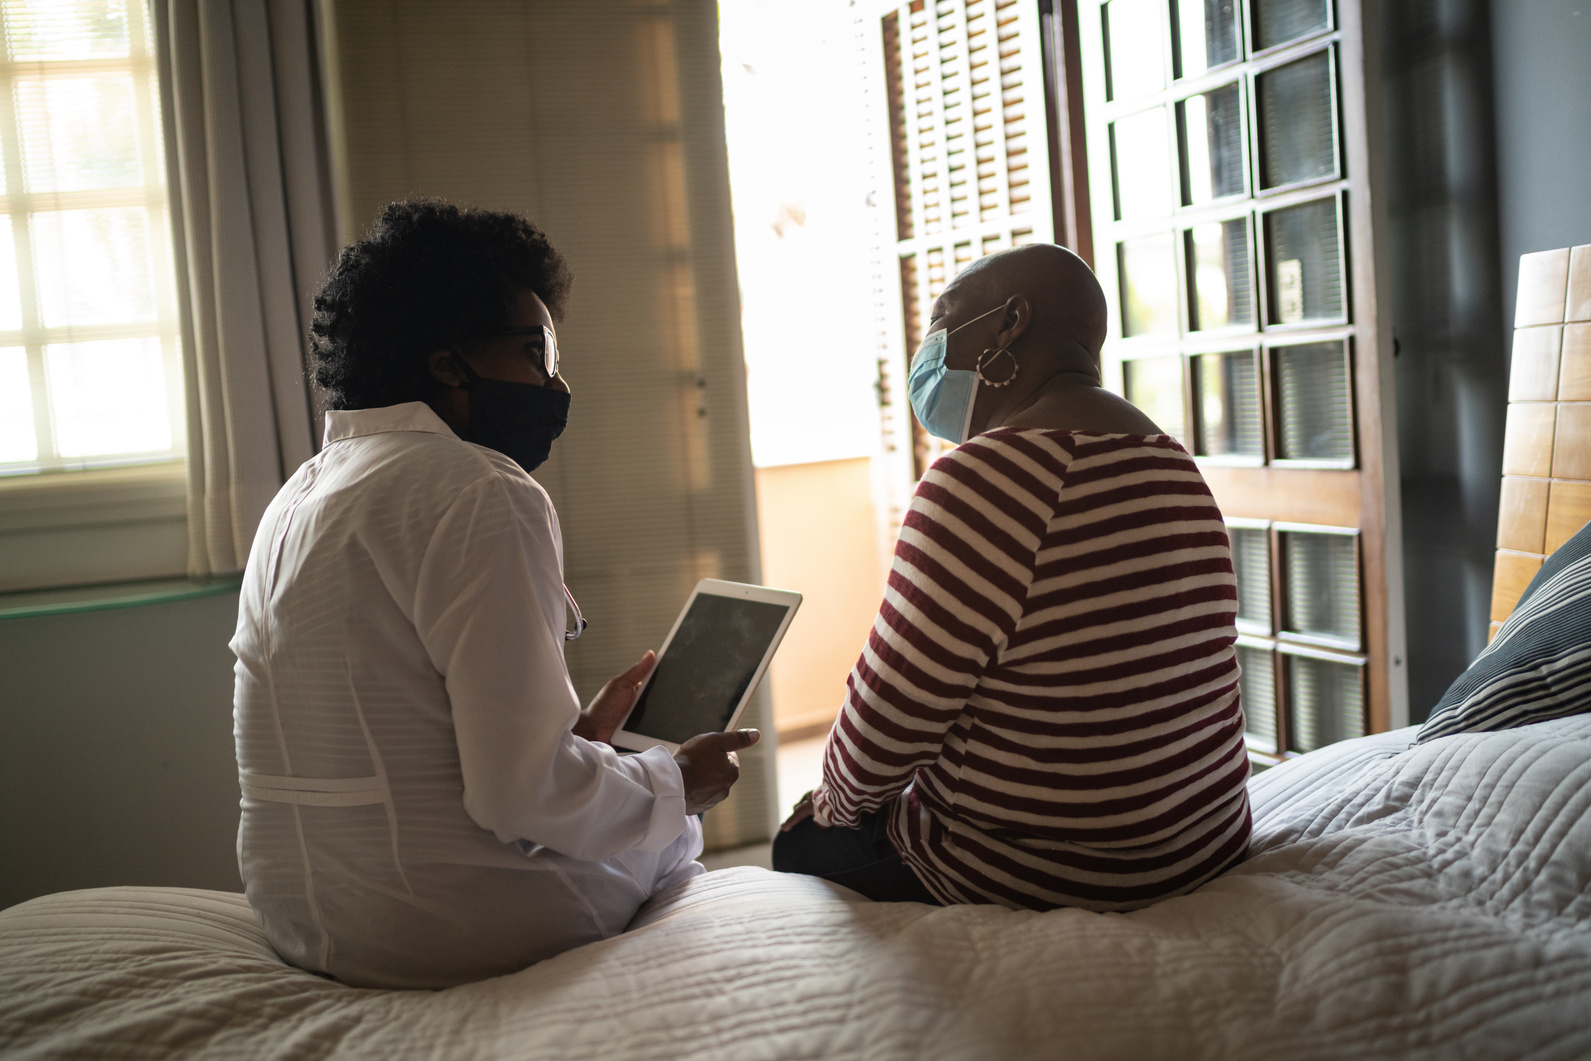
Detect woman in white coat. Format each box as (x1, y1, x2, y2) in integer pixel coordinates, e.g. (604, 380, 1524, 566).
(232, 199, 755, 989)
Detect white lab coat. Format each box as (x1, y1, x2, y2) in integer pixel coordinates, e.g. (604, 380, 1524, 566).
(231, 402, 700, 989)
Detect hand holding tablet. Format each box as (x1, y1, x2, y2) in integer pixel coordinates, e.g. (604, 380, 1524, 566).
(577, 648, 762, 814)
(612, 579, 802, 755)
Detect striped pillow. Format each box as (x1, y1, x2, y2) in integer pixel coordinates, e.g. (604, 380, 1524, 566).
(1419, 521, 1591, 742)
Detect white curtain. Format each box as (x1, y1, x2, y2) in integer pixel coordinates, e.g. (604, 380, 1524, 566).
(153, 0, 339, 576)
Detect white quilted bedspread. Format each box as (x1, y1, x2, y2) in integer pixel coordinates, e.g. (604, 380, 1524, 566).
(5, 717, 1591, 1060)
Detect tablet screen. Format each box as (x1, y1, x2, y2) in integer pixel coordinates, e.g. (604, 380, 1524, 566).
(622, 593, 792, 746)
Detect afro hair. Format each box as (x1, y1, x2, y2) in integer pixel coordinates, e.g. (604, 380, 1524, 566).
(310, 199, 573, 410)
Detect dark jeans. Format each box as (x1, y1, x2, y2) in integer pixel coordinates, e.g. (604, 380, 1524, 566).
(772, 808, 941, 904)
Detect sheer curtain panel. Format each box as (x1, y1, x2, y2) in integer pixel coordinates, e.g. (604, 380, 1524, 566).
(153, 0, 336, 576)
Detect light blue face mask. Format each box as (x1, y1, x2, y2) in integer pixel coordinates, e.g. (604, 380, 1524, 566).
(907, 304, 1005, 444)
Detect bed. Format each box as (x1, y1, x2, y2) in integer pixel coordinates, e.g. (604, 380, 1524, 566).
(4, 713, 1591, 1060)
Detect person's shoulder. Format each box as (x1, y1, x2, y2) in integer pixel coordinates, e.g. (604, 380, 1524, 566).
(445, 444, 555, 524)
(465, 443, 551, 499)
(1060, 431, 1196, 463)
(949, 427, 1087, 476)
(923, 431, 1075, 503)
(334, 425, 551, 520)
(356, 428, 495, 489)
(403, 443, 559, 552)
(962, 429, 1208, 496)
(1044, 433, 1220, 519)
(976, 428, 1188, 464)
(1047, 432, 1210, 488)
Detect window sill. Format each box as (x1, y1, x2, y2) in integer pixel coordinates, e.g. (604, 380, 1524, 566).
(0, 462, 190, 593)
(0, 461, 186, 532)
(0, 574, 241, 621)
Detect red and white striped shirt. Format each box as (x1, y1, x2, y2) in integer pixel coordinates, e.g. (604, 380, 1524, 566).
(812, 429, 1251, 911)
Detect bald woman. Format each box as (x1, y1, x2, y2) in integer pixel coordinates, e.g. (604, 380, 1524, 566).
(775, 244, 1251, 911)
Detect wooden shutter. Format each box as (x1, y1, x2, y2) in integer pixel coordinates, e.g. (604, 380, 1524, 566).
(1075, 0, 1408, 758)
(864, 0, 1057, 489)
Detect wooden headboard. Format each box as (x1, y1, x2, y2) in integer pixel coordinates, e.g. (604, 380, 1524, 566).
(1492, 244, 1591, 639)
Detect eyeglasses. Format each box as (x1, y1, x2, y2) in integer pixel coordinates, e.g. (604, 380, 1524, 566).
(476, 324, 559, 379)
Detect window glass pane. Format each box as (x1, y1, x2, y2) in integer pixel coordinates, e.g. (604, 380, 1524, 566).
(1229, 525, 1271, 626)
(1104, 0, 1165, 102)
(1253, 0, 1330, 52)
(1179, 82, 1244, 205)
(1257, 50, 1336, 189)
(1187, 219, 1252, 330)
(1237, 643, 1277, 752)
(15, 74, 143, 192)
(1275, 340, 1352, 460)
(1118, 232, 1179, 336)
(1281, 530, 1359, 643)
(0, 346, 35, 463)
(0, 219, 22, 330)
(1264, 197, 1343, 324)
(1285, 654, 1363, 753)
(1195, 350, 1262, 455)
(30, 207, 157, 327)
(1174, 0, 1239, 77)
(1122, 355, 1185, 439)
(1112, 107, 1172, 221)
(1, 0, 130, 60)
(44, 337, 170, 458)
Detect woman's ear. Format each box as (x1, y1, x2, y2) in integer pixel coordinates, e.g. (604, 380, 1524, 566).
(998, 295, 1032, 348)
(428, 349, 464, 388)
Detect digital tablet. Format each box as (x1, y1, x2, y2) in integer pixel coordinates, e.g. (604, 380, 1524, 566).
(612, 579, 802, 754)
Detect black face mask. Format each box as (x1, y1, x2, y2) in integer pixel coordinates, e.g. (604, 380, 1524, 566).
(451, 355, 571, 473)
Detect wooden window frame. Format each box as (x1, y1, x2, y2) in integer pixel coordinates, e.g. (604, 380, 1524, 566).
(1078, 0, 1407, 738)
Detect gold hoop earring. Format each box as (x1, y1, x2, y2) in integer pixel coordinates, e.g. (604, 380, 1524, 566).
(975, 347, 1019, 387)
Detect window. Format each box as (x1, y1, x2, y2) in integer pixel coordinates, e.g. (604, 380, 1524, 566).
(1078, 0, 1408, 757)
(0, 0, 187, 594)
(0, 0, 182, 479)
